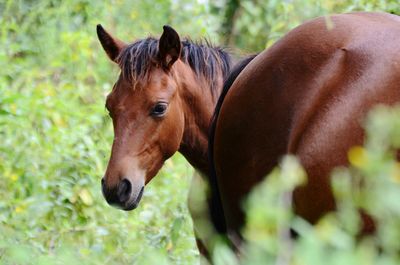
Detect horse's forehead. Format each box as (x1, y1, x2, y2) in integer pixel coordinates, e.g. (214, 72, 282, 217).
(109, 70, 171, 102)
(147, 70, 170, 89)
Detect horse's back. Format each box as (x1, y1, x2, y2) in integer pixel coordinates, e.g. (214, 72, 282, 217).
(213, 12, 400, 231)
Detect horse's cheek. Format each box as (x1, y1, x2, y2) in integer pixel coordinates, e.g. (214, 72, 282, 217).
(162, 110, 184, 159)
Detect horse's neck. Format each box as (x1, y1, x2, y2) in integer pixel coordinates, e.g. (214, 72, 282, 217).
(174, 62, 222, 175)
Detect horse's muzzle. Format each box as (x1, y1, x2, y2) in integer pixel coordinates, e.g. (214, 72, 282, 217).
(101, 177, 144, 211)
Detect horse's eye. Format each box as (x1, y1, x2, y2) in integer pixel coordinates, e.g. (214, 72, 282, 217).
(151, 102, 168, 117)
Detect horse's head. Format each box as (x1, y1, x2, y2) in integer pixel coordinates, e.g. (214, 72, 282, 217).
(97, 25, 185, 210)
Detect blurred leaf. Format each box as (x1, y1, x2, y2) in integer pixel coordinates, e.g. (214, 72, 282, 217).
(78, 189, 93, 206)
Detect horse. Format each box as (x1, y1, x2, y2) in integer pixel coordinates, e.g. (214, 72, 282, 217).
(97, 11, 400, 258)
(96, 24, 233, 256)
(210, 12, 400, 241)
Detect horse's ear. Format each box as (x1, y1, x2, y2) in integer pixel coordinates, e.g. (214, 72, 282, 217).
(97, 24, 126, 63)
(158, 25, 182, 69)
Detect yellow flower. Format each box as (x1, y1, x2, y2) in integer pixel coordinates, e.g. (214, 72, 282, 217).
(10, 173, 18, 182)
(10, 104, 17, 114)
(166, 241, 173, 251)
(348, 146, 367, 168)
(15, 206, 25, 214)
(391, 162, 400, 184)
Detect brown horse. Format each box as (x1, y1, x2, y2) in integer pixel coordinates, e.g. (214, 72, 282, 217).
(210, 12, 400, 240)
(97, 11, 400, 257)
(97, 24, 232, 254)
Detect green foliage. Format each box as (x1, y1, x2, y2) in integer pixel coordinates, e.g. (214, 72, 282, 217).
(0, 0, 215, 263)
(2, 0, 400, 264)
(215, 0, 400, 51)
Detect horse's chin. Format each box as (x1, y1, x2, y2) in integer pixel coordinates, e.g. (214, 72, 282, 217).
(121, 203, 139, 211)
(123, 185, 144, 211)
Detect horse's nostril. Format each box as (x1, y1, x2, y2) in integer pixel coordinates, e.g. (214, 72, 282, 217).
(117, 178, 132, 203)
(101, 177, 105, 187)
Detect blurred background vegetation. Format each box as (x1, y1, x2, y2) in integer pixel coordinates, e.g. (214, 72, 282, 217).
(1, 0, 400, 264)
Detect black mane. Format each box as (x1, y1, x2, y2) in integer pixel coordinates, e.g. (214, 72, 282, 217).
(117, 37, 232, 95)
